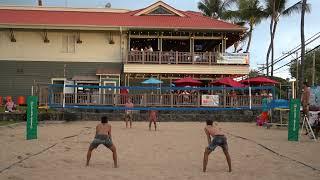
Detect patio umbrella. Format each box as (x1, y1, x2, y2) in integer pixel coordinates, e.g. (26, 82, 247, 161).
(141, 77, 163, 84)
(174, 77, 202, 87)
(239, 77, 278, 86)
(141, 77, 163, 94)
(210, 77, 244, 87)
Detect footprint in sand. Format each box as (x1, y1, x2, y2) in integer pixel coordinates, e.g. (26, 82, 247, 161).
(25, 153, 31, 156)
(8, 176, 24, 180)
(65, 147, 71, 152)
(18, 163, 34, 169)
(17, 156, 23, 160)
(62, 159, 73, 164)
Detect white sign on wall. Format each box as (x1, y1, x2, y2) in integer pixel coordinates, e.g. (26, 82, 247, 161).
(217, 53, 249, 64)
(201, 95, 219, 107)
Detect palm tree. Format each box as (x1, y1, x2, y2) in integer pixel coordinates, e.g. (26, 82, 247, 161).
(264, 0, 310, 77)
(225, 0, 267, 52)
(197, 0, 236, 19)
(298, 0, 307, 98)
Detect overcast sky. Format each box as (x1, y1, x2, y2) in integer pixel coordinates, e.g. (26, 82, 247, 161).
(1, 0, 319, 78)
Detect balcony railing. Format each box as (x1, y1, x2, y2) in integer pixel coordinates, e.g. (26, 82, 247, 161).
(127, 51, 216, 65)
(126, 51, 249, 65)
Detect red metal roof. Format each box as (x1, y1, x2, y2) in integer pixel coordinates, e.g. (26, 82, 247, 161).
(0, 6, 244, 30)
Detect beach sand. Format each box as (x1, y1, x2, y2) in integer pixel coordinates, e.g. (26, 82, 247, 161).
(0, 121, 319, 180)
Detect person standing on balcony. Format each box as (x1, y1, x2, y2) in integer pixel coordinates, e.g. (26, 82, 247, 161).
(124, 98, 134, 128)
(147, 45, 153, 52)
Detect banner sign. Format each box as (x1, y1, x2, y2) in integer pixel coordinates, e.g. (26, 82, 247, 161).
(217, 53, 249, 64)
(310, 86, 320, 110)
(201, 95, 219, 107)
(27, 96, 38, 140)
(288, 99, 300, 141)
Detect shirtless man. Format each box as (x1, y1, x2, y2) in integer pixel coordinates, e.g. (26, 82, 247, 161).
(124, 98, 134, 128)
(148, 110, 158, 131)
(203, 120, 231, 172)
(86, 116, 118, 168)
(301, 82, 310, 115)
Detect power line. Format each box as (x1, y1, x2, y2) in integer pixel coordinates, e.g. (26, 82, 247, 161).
(272, 44, 320, 73)
(258, 31, 320, 73)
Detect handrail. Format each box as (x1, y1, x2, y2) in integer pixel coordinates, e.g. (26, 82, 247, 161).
(127, 51, 249, 65)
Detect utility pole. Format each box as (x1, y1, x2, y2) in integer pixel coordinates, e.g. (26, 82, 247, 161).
(257, 63, 266, 75)
(312, 51, 316, 86)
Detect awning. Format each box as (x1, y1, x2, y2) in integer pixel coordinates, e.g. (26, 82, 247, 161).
(96, 66, 121, 75)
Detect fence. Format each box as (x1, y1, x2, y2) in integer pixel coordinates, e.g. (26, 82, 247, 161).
(44, 85, 275, 111)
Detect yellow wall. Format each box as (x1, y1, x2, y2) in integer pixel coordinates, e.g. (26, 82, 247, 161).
(0, 30, 127, 62)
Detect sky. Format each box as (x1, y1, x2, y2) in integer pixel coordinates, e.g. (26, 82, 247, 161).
(1, 0, 319, 79)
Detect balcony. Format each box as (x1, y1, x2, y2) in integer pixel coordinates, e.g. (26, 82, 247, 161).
(126, 51, 249, 65)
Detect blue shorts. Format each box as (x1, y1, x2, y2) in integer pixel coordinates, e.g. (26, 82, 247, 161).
(207, 135, 228, 152)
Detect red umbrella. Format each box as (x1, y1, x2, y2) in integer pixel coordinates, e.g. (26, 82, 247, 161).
(239, 77, 278, 85)
(174, 77, 202, 87)
(210, 77, 244, 87)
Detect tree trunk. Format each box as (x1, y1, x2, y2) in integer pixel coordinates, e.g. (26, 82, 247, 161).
(266, 17, 274, 76)
(245, 25, 253, 53)
(298, 0, 307, 99)
(270, 20, 278, 77)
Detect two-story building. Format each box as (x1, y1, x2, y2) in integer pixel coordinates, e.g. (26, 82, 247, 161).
(0, 1, 249, 100)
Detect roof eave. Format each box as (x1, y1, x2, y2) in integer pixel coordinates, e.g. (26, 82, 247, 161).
(0, 23, 246, 32)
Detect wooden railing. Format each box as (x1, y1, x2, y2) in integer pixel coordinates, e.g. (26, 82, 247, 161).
(127, 51, 217, 65)
(49, 93, 267, 108)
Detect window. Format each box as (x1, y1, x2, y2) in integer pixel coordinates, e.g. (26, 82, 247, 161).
(148, 6, 174, 15)
(62, 34, 75, 53)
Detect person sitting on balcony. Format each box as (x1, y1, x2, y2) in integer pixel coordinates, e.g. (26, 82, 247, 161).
(5, 98, 17, 112)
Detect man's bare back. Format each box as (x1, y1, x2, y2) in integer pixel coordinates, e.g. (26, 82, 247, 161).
(205, 124, 224, 137)
(96, 123, 111, 136)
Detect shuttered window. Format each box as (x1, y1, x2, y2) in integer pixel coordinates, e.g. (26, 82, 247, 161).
(62, 34, 75, 53)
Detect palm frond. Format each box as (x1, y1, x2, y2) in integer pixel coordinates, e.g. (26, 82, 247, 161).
(198, 1, 213, 17)
(282, 1, 311, 16)
(222, 0, 238, 9)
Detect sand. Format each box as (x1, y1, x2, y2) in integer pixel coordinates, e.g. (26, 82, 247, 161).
(0, 121, 320, 180)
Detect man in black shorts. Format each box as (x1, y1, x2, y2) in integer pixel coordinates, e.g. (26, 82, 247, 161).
(86, 116, 118, 168)
(203, 120, 231, 172)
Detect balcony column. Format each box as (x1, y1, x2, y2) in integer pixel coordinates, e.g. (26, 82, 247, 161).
(190, 34, 194, 64)
(128, 31, 131, 51)
(221, 33, 226, 53)
(158, 33, 163, 51)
